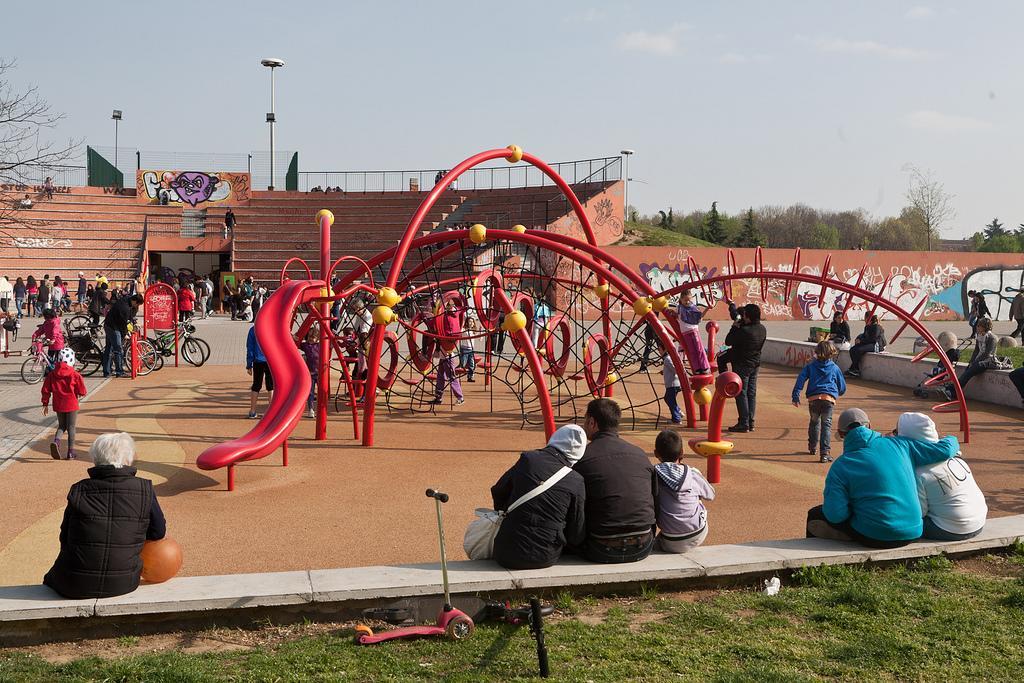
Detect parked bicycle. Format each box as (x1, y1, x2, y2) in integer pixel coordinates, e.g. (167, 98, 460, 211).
(149, 321, 210, 367)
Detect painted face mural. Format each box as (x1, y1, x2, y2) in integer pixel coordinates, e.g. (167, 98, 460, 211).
(169, 172, 218, 207)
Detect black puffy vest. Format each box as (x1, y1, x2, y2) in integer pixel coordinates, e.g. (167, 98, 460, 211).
(44, 466, 154, 599)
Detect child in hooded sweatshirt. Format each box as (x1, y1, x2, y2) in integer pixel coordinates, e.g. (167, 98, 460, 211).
(653, 429, 715, 553)
(792, 340, 846, 463)
(297, 326, 320, 418)
(41, 348, 87, 460)
(895, 412, 987, 541)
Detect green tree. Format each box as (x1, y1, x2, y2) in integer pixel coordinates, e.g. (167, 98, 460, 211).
(733, 208, 766, 247)
(702, 201, 726, 244)
(809, 222, 840, 249)
(657, 208, 676, 230)
(984, 217, 1006, 240)
(977, 234, 1021, 253)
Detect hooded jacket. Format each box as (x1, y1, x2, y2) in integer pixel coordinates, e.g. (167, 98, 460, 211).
(898, 413, 987, 535)
(655, 462, 716, 538)
(792, 358, 847, 403)
(823, 426, 959, 541)
(491, 426, 587, 570)
(41, 362, 87, 412)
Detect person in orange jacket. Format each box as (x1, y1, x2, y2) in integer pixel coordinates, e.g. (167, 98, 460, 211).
(42, 348, 87, 460)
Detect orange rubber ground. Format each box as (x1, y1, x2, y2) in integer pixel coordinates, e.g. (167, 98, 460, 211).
(0, 364, 1020, 585)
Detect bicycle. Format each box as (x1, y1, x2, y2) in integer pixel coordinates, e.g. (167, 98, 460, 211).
(64, 323, 105, 378)
(20, 339, 102, 383)
(149, 320, 210, 367)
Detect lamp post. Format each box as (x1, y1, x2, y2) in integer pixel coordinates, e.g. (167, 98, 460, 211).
(112, 110, 123, 187)
(260, 58, 285, 190)
(620, 149, 634, 223)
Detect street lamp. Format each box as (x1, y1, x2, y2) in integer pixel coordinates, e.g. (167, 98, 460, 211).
(260, 58, 285, 190)
(112, 110, 123, 186)
(620, 149, 634, 223)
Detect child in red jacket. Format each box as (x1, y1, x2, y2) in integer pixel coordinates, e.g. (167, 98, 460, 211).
(41, 348, 87, 460)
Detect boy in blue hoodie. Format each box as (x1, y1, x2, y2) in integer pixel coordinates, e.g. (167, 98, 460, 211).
(792, 340, 846, 463)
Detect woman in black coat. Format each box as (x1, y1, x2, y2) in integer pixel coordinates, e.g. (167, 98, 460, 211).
(846, 314, 885, 378)
(828, 311, 851, 345)
(44, 432, 166, 599)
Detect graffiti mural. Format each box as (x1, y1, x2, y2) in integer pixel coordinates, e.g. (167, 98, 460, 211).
(10, 237, 73, 249)
(607, 246, 1024, 322)
(137, 170, 251, 206)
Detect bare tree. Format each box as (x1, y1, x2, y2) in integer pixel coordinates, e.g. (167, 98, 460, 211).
(0, 58, 79, 238)
(902, 164, 956, 251)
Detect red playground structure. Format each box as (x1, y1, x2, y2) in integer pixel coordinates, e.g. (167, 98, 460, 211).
(197, 145, 970, 491)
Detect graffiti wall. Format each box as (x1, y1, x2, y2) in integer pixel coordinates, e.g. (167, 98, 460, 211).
(547, 181, 624, 246)
(605, 246, 1024, 322)
(136, 170, 251, 206)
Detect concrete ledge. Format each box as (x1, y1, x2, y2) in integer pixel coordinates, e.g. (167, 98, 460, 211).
(762, 337, 1022, 408)
(2, 514, 1021, 645)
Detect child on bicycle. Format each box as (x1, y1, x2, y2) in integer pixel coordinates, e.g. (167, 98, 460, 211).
(32, 308, 65, 373)
(297, 326, 320, 418)
(41, 348, 86, 460)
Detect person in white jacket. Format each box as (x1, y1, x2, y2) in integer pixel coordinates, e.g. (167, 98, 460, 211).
(895, 412, 987, 541)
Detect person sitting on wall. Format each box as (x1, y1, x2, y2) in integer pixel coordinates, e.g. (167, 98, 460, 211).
(490, 425, 587, 570)
(828, 310, 851, 347)
(945, 317, 996, 399)
(805, 408, 959, 548)
(573, 398, 657, 564)
(43, 432, 167, 599)
(844, 313, 885, 378)
(19, 194, 33, 209)
(895, 412, 987, 541)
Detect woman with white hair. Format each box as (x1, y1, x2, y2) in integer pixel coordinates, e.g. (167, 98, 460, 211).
(490, 424, 588, 569)
(43, 433, 167, 599)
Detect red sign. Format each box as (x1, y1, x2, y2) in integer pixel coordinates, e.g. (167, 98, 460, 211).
(145, 284, 178, 332)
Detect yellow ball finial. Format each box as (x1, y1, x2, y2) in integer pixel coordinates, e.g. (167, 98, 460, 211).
(505, 145, 523, 163)
(633, 297, 654, 317)
(651, 295, 669, 312)
(377, 286, 402, 308)
(604, 371, 619, 386)
(512, 224, 527, 234)
(316, 209, 335, 226)
(469, 223, 487, 244)
(372, 305, 398, 326)
(501, 310, 527, 333)
(592, 283, 610, 300)
(694, 385, 714, 406)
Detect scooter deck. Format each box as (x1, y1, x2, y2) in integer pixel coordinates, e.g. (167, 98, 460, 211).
(357, 625, 446, 644)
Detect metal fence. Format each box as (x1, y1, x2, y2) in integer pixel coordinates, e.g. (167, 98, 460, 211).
(87, 147, 297, 191)
(3, 164, 88, 187)
(297, 156, 622, 193)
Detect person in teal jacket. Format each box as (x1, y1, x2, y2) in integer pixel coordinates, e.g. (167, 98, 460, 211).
(806, 407, 958, 548)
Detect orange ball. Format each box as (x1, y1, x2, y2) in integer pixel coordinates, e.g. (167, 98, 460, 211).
(140, 537, 183, 584)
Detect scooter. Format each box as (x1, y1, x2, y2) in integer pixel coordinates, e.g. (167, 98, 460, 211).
(354, 488, 475, 644)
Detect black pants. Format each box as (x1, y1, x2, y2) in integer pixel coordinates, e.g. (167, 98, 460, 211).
(848, 342, 875, 372)
(1007, 367, 1024, 403)
(733, 366, 759, 428)
(583, 532, 654, 564)
(805, 505, 912, 549)
(1011, 318, 1024, 338)
(250, 361, 274, 392)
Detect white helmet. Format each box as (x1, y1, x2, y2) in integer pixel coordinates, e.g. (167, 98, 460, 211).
(57, 348, 76, 366)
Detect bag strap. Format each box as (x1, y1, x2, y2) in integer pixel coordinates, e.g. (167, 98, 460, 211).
(507, 466, 573, 514)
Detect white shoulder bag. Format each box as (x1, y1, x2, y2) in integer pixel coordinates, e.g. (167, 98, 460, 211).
(463, 466, 573, 560)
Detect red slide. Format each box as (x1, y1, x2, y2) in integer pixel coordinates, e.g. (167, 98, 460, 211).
(197, 279, 316, 472)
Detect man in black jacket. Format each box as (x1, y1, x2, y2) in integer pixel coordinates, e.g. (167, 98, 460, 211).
(720, 302, 766, 433)
(102, 293, 142, 378)
(573, 399, 657, 563)
(490, 425, 587, 569)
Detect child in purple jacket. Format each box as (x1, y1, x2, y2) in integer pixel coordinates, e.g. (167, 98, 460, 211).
(653, 429, 716, 552)
(298, 327, 320, 418)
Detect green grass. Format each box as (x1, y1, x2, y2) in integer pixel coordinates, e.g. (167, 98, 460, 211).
(621, 221, 716, 247)
(3, 559, 1024, 681)
(999, 345, 1024, 368)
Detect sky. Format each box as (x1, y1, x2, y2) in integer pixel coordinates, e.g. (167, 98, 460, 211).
(3, 1, 1021, 238)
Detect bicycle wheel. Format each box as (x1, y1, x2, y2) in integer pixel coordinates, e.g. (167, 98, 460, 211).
(182, 337, 210, 367)
(21, 356, 46, 384)
(63, 314, 92, 338)
(76, 342, 104, 377)
(132, 339, 160, 377)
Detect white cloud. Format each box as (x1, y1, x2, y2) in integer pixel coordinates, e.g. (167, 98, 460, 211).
(615, 23, 690, 56)
(718, 52, 768, 65)
(905, 110, 991, 132)
(905, 5, 934, 19)
(804, 36, 934, 60)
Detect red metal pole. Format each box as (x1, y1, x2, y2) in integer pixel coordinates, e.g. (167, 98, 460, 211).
(227, 464, 235, 492)
(316, 211, 332, 441)
(282, 440, 289, 467)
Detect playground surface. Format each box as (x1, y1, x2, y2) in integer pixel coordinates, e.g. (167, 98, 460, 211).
(1, 356, 1021, 588)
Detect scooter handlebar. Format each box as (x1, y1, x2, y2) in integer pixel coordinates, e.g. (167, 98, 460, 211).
(426, 488, 449, 503)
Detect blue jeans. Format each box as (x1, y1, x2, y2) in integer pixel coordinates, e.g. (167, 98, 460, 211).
(102, 328, 124, 377)
(734, 366, 759, 428)
(664, 386, 682, 423)
(957, 363, 987, 390)
(459, 347, 475, 380)
(807, 399, 834, 454)
(15, 297, 24, 318)
(922, 516, 983, 541)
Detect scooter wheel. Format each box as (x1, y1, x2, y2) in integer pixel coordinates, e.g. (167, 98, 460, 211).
(445, 615, 475, 640)
(353, 624, 374, 641)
